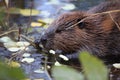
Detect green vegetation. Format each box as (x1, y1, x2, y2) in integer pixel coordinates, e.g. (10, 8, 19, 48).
(52, 51, 108, 80)
(0, 61, 25, 80)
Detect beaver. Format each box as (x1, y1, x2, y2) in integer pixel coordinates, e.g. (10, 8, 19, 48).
(36, 0, 120, 67)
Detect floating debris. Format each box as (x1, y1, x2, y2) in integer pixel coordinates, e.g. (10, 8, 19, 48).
(39, 44, 44, 49)
(59, 55, 69, 61)
(113, 63, 120, 69)
(8, 47, 20, 52)
(22, 53, 31, 57)
(0, 36, 13, 43)
(49, 50, 55, 54)
(16, 41, 30, 47)
(25, 46, 37, 52)
(21, 58, 35, 64)
(38, 18, 54, 24)
(34, 69, 45, 73)
(31, 22, 42, 27)
(4, 42, 17, 48)
(55, 61, 61, 66)
(19, 47, 26, 50)
(47, 65, 51, 69)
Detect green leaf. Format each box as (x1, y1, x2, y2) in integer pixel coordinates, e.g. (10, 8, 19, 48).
(0, 7, 40, 16)
(79, 51, 108, 80)
(52, 65, 84, 80)
(20, 9, 40, 16)
(0, 62, 25, 80)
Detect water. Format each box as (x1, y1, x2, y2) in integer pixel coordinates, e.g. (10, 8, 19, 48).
(33, 0, 105, 18)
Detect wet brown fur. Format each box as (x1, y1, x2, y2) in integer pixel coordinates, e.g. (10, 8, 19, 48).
(40, 0, 120, 65)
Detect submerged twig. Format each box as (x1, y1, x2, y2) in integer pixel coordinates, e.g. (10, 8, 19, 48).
(20, 34, 36, 47)
(0, 29, 19, 37)
(8, 48, 27, 64)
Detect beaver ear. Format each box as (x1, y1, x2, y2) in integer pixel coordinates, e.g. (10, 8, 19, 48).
(77, 19, 86, 29)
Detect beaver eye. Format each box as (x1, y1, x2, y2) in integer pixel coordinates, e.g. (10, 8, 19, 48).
(78, 22, 85, 29)
(77, 19, 86, 29)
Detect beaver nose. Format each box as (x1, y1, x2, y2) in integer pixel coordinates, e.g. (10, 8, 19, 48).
(40, 35, 47, 45)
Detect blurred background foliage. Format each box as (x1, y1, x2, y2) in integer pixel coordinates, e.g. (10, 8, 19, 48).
(0, 61, 25, 80)
(52, 52, 108, 80)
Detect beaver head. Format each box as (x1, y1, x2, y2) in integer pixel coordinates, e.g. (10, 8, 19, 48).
(39, 10, 120, 58)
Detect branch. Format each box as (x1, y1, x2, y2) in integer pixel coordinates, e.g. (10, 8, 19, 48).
(0, 30, 19, 37)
